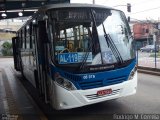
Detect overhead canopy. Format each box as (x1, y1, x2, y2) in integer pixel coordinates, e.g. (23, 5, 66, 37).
(0, 0, 70, 19)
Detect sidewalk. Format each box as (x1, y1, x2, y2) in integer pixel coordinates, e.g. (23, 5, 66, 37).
(138, 57, 160, 68)
(0, 57, 47, 120)
(138, 66, 160, 76)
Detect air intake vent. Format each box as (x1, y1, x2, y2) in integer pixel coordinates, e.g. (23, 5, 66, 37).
(78, 76, 127, 90)
(105, 76, 127, 86)
(64, 73, 81, 81)
(79, 80, 103, 90)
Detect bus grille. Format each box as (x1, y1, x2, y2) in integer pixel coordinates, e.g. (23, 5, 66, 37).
(64, 73, 81, 81)
(106, 76, 127, 85)
(85, 89, 121, 100)
(79, 80, 103, 90)
(79, 76, 127, 90)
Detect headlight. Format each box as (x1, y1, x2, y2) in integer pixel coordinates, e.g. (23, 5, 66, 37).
(55, 76, 76, 90)
(128, 66, 137, 80)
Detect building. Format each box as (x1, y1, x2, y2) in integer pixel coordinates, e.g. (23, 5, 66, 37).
(132, 21, 160, 49)
(133, 22, 153, 49)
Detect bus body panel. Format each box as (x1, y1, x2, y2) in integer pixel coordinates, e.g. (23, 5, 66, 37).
(50, 59, 136, 90)
(20, 49, 37, 88)
(49, 72, 137, 110)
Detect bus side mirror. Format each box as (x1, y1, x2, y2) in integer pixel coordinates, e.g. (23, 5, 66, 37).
(128, 16, 130, 22)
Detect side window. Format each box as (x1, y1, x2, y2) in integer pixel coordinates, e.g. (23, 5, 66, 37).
(30, 23, 33, 49)
(26, 25, 30, 49)
(22, 29, 25, 49)
(31, 21, 37, 67)
(17, 32, 21, 48)
(58, 25, 89, 52)
(20, 31, 23, 48)
(31, 21, 37, 50)
(30, 20, 37, 49)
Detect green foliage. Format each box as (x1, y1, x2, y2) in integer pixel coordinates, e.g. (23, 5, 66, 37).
(1, 41, 13, 56)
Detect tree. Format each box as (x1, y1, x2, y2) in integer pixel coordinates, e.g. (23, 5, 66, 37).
(2, 41, 13, 56)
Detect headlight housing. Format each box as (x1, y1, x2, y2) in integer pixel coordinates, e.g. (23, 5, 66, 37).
(128, 66, 137, 80)
(55, 73, 77, 90)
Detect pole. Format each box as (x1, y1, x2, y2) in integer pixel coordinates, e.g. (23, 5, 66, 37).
(136, 45, 139, 65)
(154, 41, 157, 68)
(153, 34, 157, 68)
(93, 0, 95, 4)
(155, 41, 157, 68)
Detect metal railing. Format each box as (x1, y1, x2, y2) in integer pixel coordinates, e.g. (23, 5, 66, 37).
(137, 48, 160, 69)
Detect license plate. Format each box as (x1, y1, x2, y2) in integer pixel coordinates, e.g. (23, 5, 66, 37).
(97, 89, 112, 96)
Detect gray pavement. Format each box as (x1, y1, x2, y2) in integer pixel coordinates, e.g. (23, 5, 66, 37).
(0, 58, 47, 120)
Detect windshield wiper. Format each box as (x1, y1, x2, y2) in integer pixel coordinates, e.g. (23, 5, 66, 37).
(78, 9, 102, 72)
(78, 28, 93, 72)
(102, 23, 124, 64)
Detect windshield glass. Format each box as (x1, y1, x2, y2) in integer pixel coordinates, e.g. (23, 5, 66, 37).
(47, 7, 135, 71)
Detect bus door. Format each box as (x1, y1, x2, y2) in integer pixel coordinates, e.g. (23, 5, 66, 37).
(37, 21, 50, 103)
(12, 37, 21, 71)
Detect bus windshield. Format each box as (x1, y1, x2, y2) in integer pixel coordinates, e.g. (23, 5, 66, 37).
(47, 7, 135, 72)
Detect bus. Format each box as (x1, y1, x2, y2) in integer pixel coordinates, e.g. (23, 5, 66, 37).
(12, 3, 137, 110)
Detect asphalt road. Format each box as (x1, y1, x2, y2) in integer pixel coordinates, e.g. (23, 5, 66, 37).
(0, 58, 160, 120)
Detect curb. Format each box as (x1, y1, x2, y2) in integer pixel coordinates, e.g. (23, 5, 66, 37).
(0, 56, 13, 58)
(138, 66, 160, 76)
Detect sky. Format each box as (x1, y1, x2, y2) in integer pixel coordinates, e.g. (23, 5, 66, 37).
(71, 0, 160, 21)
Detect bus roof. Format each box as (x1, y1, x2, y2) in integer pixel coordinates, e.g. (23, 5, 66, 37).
(39, 3, 114, 11)
(17, 3, 119, 32)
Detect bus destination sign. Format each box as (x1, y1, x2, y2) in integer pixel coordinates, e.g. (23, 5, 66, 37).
(58, 52, 92, 64)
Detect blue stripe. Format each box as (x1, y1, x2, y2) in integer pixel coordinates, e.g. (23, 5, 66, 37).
(50, 59, 136, 90)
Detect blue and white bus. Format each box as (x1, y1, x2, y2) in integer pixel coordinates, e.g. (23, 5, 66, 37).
(12, 3, 137, 110)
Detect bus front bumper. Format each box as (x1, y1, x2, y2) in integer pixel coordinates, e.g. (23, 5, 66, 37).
(51, 72, 137, 110)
